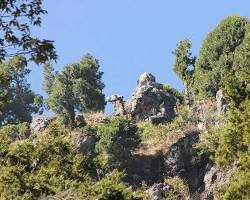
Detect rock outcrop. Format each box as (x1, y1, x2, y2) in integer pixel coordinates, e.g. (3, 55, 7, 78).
(216, 90, 227, 114)
(163, 132, 210, 193)
(107, 95, 126, 116)
(146, 182, 176, 200)
(201, 165, 234, 200)
(108, 73, 176, 124)
(30, 116, 52, 132)
(74, 132, 97, 154)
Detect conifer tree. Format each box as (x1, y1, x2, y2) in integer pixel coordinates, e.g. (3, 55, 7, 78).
(0, 56, 43, 125)
(172, 39, 195, 105)
(44, 54, 106, 126)
(193, 15, 249, 99)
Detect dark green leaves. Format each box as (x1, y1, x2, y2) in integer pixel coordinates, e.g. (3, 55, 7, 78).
(0, 0, 57, 64)
(44, 54, 106, 127)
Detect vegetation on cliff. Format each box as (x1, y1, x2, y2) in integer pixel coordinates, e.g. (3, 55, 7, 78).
(0, 2, 249, 199)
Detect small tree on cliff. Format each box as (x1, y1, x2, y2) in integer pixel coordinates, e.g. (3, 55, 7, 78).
(172, 39, 196, 105)
(44, 54, 106, 126)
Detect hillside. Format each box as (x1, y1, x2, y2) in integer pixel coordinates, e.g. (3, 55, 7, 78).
(0, 13, 249, 200)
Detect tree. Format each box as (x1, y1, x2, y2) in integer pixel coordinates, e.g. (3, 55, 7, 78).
(44, 54, 106, 126)
(0, 0, 57, 64)
(0, 56, 43, 125)
(96, 116, 141, 172)
(222, 24, 250, 108)
(214, 26, 250, 200)
(42, 62, 55, 95)
(172, 39, 195, 105)
(193, 15, 249, 99)
(197, 24, 250, 200)
(213, 100, 250, 200)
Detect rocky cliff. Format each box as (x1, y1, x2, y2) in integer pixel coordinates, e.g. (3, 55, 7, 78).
(108, 73, 176, 124)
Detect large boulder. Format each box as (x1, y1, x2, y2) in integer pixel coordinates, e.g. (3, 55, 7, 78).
(74, 133, 97, 154)
(30, 116, 52, 132)
(108, 73, 176, 123)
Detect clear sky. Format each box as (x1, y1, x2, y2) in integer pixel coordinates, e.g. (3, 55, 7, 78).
(28, 0, 250, 114)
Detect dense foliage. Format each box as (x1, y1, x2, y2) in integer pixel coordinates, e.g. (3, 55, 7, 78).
(96, 116, 141, 172)
(0, 122, 30, 141)
(0, 9, 249, 199)
(0, 56, 43, 125)
(0, 131, 94, 199)
(196, 18, 250, 200)
(192, 15, 249, 99)
(44, 54, 106, 126)
(172, 39, 195, 82)
(172, 39, 195, 105)
(0, 121, 143, 200)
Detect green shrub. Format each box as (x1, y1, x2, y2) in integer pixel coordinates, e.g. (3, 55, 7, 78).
(96, 116, 141, 170)
(196, 100, 250, 200)
(46, 118, 67, 137)
(222, 168, 250, 200)
(171, 105, 198, 127)
(0, 131, 11, 165)
(196, 127, 221, 159)
(92, 170, 143, 200)
(215, 101, 249, 166)
(162, 84, 184, 105)
(193, 15, 249, 99)
(0, 134, 97, 199)
(0, 122, 30, 141)
(80, 124, 97, 136)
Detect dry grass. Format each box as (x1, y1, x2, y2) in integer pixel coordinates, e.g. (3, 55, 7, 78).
(135, 121, 198, 156)
(10, 139, 28, 146)
(84, 111, 109, 124)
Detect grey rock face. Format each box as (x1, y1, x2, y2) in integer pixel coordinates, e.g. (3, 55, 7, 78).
(30, 116, 52, 132)
(216, 90, 227, 114)
(163, 132, 210, 193)
(107, 95, 126, 116)
(108, 73, 176, 123)
(74, 133, 97, 154)
(200, 165, 233, 200)
(146, 182, 175, 200)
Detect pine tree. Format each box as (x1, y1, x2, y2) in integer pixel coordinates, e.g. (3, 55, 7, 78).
(172, 39, 195, 105)
(0, 56, 43, 125)
(193, 15, 249, 99)
(45, 54, 106, 126)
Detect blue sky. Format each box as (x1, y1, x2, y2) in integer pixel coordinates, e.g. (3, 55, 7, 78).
(28, 0, 250, 114)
